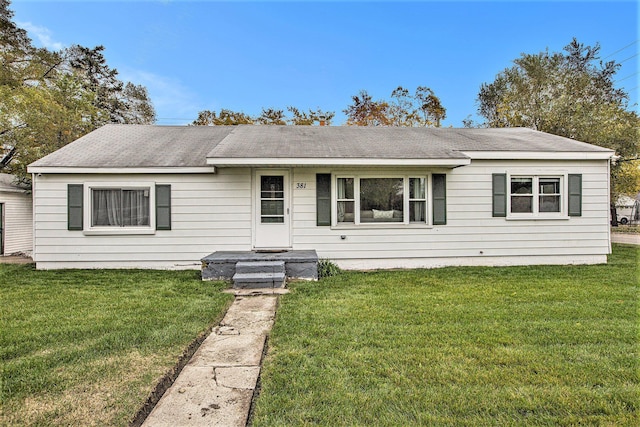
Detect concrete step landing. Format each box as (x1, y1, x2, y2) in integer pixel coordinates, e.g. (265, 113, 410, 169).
(232, 261, 286, 289)
(201, 250, 318, 282)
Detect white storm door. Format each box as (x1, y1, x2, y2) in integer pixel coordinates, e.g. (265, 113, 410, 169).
(254, 170, 291, 249)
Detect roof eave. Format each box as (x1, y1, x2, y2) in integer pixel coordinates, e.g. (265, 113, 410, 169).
(206, 157, 472, 168)
(0, 186, 29, 193)
(461, 151, 615, 160)
(27, 166, 217, 174)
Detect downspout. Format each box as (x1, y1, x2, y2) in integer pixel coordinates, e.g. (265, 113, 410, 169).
(607, 157, 612, 254)
(31, 172, 37, 265)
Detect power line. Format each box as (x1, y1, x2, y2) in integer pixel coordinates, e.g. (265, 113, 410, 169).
(603, 40, 639, 60)
(618, 53, 639, 64)
(616, 71, 639, 83)
(155, 118, 193, 124)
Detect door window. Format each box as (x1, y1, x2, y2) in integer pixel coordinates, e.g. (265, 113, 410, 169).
(260, 176, 285, 223)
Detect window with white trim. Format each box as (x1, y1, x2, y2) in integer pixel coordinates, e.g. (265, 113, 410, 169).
(336, 178, 355, 223)
(91, 188, 151, 227)
(335, 175, 429, 225)
(409, 177, 427, 222)
(509, 176, 562, 215)
(81, 182, 157, 234)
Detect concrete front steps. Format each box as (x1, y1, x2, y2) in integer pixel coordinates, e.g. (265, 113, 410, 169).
(201, 250, 318, 285)
(232, 261, 286, 289)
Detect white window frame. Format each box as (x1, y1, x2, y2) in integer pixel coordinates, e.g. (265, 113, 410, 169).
(332, 173, 432, 227)
(408, 177, 428, 223)
(83, 182, 156, 235)
(507, 173, 567, 219)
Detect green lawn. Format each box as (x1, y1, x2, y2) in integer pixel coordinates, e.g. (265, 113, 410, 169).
(252, 245, 639, 426)
(0, 266, 233, 427)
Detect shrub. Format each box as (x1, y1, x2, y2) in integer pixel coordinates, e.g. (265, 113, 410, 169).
(317, 258, 342, 279)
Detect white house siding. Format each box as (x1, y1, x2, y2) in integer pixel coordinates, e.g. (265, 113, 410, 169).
(32, 159, 610, 270)
(290, 159, 610, 269)
(32, 169, 252, 269)
(0, 190, 33, 255)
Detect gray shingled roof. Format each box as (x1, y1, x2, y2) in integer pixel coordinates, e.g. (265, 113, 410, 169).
(29, 125, 235, 168)
(208, 126, 612, 160)
(29, 124, 613, 169)
(209, 126, 468, 159)
(0, 173, 29, 193)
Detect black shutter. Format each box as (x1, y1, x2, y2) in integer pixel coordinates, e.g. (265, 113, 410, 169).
(316, 174, 331, 226)
(156, 185, 172, 230)
(432, 174, 447, 225)
(492, 173, 507, 217)
(68, 184, 83, 230)
(568, 174, 582, 217)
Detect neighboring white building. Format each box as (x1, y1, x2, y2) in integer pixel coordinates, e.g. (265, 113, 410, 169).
(0, 173, 33, 256)
(27, 125, 614, 270)
(615, 194, 639, 225)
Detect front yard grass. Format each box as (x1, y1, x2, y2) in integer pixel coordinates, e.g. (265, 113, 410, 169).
(252, 244, 639, 426)
(0, 266, 233, 426)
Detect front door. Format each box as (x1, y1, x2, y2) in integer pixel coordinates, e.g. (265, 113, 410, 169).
(254, 170, 291, 249)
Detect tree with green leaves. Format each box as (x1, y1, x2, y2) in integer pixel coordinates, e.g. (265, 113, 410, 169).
(346, 87, 446, 127)
(192, 109, 254, 125)
(389, 86, 446, 127)
(287, 107, 335, 125)
(344, 90, 392, 126)
(0, 0, 155, 185)
(192, 106, 336, 126)
(256, 108, 287, 125)
(66, 44, 155, 126)
(389, 86, 419, 126)
(477, 38, 639, 201)
(414, 86, 446, 127)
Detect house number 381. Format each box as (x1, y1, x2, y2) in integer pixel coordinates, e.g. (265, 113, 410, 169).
(295, 183, 307, 189)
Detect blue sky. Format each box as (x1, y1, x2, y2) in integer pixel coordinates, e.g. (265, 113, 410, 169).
(11, 0, 639, 127)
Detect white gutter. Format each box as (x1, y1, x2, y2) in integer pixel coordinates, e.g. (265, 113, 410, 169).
(461, 151, 615, 160)
(26, 166, 217, 174)
(206, 157, 472, 168)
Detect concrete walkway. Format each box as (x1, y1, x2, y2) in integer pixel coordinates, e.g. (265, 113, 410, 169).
(611, 233, 640, 245)
(141, 294, 279, 427)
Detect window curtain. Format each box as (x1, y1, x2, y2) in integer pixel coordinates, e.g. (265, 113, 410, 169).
(122, 190, 150, 226)
(410, 202, 426, 222)
(337, 178, 346, 219)
(93, 189, 122, 226)
(337, 178, 354, 222)
(410, 178, 426, 222)
(92, 189, 150, 227)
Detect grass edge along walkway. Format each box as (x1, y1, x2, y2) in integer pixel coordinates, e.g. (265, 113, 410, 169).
(0, 267, 234, 427)
(252, 244, 639, 426)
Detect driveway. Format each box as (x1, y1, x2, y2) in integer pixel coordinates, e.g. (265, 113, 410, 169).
(611, 233, 640, 245)
(0, 255, 33, 264)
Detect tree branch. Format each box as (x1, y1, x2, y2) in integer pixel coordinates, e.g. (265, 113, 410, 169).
(0, 123, 27, 137)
